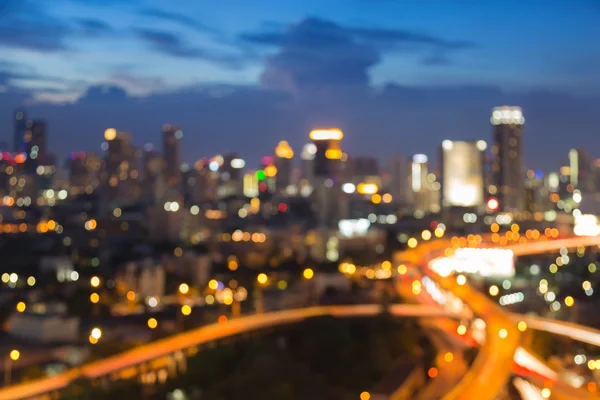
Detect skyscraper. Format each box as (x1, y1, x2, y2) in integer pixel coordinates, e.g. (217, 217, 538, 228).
(309, 128, 343, 180)
(388, 154, 411, 207)
(569, 148, 593, 192)
(24, 120, 47, 174)
(103, 128, 138, 202)
(440, 140, 485, 208)
(13, 109, 26, 153)
(411, 154, 429, 211)
(491, 106, 525, 213)
(274, 140, 293, 192)
(162, 124, 182, 187)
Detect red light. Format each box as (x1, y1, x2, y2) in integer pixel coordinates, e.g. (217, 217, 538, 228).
(487, 197, 499, 211)
(261, 156, 274, 166)
(278, 203, 288, 212)
(259, 183, 267, 192)
(14, 153, 26, 164)
(218, 315, 228, 323)
(430, 221, 438, 230)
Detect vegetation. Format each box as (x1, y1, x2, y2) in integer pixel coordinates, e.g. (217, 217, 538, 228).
(60, 315, 426, 400)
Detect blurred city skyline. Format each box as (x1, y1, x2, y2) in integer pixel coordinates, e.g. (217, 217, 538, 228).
(1, 0, 599, 170)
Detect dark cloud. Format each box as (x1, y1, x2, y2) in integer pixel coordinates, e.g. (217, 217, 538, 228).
(349, 26, 475, 50)
(75, 18, 113, 35)
(134, 28, 244, 67)
(0, 1, 70, 51)
(247, 18, 380, 92)
(135, 28, 208, 58)
(242, 17, 474, 92)
(139, 8, 214, 34)
(242, 17, 474, 51)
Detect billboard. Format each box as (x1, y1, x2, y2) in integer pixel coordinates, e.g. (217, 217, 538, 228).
(429, 248, 515, 277)
(338, 219, 370, 237)
(441, 141, 484, 207)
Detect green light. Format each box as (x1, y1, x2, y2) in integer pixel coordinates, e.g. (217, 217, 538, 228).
(256, 170, 266, 180)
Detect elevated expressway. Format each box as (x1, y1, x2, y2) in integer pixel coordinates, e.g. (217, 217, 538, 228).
(0, 304, 465, 400)
(395, 234, 600, 400)
(2, 235, 600, 400)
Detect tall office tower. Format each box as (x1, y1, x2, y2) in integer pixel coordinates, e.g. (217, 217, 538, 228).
(411, 154, 429, 212)
(309, 128, 343, 180)
(103, 128, 138, 202)
(440, 140, 486, 208)
(569, 148, 594, 192)
(388, 154, 411, 207)
(274, 140, 293, 192)
(221, 152, 243, 183)
(142, 143, 165, 202)
(68, 152, 88, 193)
(349, 156, 379, 181)
(14, 109, 27, 152)
(162, 124, 182, 188)
(23, 120, 47, 174)
(301, 143, 316, 184)
(491, 106, 525, 213)
(309, 129, 344, 226)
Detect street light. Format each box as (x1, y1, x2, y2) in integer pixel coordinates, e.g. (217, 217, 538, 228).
(4, 349, 19, 386)
(178, 283, 189, 295)
(90, 276, 100, 288)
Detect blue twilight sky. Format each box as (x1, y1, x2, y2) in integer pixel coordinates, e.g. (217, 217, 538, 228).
(0, 0, 599, 171)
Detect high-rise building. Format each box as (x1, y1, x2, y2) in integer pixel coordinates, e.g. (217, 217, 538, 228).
(349, 156, 379, 182)
(103, 128, 138, 202)
(569, 148, 594, 192)
(68, 152, 88, 192)
(309, 128, 344, 226)
(301, 143, 316, 184)
(274, 141, 293, 192)
(440, 140, 486, 208)
(411, 154, 429, 212)
(491, 106, 525, 213)
(309, 128, 343, 179)
(162, 124, 182, 188)
(24, 120, 48, 174)
(141, 144, 165, 201)
(14, 109, 27, 153)
(388, 154, 411, 207)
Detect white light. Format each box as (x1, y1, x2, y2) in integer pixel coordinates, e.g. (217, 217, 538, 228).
(442, 140, 453, 150)
(9, 273, 18, 283)
(164, 202, 171, 211)
(231, 158, 245, 169)
(338, 219, 371, 237)
(91, 328, 102, 340)
(574, 214, 600, 237)
(147, 297, 158, 308)
(174, 130, 183, 139)
(476, 140, 487, 151)
(302, 143, 317, 160)
(57, 190, 68, 200)
(341, 183, 356, 194)
(190, 205, 200, 215)
(573, 191, 582, 203)
(428, 249, 515, 278)
(70, 271, 79, 281)
(530, 264, 540, 275)
(413, 154, 428, 163)
(574, 354, 586, 365)
(169, 202, 180, 212)
(491, 106, 525, 125)
(209, 161, 219, 172)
